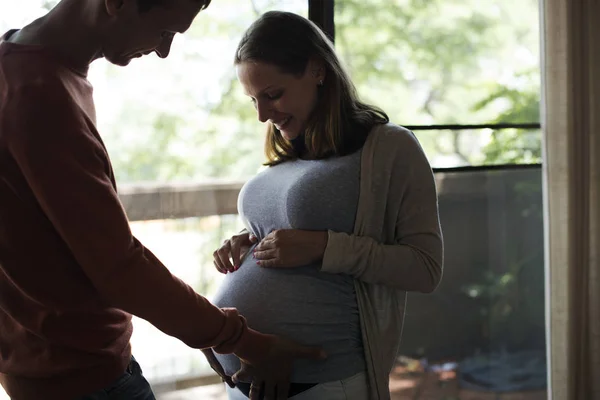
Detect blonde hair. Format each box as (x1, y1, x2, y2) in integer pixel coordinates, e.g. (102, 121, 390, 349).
(235, 11, 389, 166)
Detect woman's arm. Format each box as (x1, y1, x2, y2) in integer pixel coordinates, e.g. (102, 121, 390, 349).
(322, 229, 442, 293)
(321, 131, 443, 293)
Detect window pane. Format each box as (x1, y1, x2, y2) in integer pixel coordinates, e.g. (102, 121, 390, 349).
(393, 166, 547, 399)
(335, 0, 541, 167)
(415, 127, 542, 168)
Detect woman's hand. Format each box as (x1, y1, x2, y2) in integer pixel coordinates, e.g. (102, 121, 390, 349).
(253, 229, 328, 269)
(213, 231, 258, 274)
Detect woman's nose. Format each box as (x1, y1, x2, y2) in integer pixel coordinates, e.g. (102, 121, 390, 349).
(256, 102, 271, 123)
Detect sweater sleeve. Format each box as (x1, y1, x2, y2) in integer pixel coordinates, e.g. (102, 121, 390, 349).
(6, 81, 273, 361)
(321, 130, 443, 293)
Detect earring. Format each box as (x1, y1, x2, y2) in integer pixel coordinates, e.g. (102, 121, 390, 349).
(318, 79, 324, 86)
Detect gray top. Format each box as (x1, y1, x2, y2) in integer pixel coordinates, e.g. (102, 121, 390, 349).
(212, 148, 366, 383)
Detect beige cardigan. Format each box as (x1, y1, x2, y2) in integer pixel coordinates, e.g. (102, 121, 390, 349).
(321, 123, 444, 399)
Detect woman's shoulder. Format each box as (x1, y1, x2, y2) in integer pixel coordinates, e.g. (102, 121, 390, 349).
(366, 122, 424, 155)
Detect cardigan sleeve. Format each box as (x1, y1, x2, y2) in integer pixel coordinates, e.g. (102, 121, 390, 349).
(321, 130, 443, 293)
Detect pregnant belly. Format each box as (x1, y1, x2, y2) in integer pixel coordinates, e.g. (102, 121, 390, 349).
(211, 256, 365, 382)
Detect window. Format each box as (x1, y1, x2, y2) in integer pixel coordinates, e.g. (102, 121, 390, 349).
(0, 1, 545, 398)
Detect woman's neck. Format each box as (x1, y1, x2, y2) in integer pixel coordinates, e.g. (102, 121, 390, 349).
(291, 135, 307, 158)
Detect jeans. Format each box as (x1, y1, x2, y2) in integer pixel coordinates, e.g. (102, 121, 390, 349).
(225, 371, 369, 400)
(77, 356, 156, 400)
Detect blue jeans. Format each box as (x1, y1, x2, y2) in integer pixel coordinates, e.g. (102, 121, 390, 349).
(78, 356, 155, 400)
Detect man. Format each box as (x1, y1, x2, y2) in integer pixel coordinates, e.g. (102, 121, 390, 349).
(0, 1, 324, 399)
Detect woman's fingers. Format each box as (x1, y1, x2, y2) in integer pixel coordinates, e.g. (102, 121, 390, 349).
(253, 248, 276, 261)
(230, 237, 243, 269)
(213, 259, 226, 274)
(253, 237, 272, 252)
(212, 242, 228, 273)
(213, 232, 258, 274)
(213, 240, 234, 273)
(218, 244, 235, 272)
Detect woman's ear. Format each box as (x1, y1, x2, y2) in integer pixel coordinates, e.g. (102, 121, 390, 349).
(308, 57, 326, 85)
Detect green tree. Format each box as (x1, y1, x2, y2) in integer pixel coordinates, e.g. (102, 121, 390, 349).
(475, 70, 541, 164)
(334, 0, 540, 166)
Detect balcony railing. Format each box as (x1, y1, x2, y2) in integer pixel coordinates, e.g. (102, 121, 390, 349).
(118, 166, 541, 222)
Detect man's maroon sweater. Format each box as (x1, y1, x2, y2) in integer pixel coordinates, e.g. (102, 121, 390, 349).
(0, 33, 271, 400)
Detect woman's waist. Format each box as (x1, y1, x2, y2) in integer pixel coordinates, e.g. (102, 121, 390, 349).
(215, 345, 366, 383)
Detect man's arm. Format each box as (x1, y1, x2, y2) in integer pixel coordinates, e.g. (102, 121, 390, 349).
(5, 80, 270, 360)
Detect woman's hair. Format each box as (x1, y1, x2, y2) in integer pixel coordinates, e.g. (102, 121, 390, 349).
(234, 11, 389, 166)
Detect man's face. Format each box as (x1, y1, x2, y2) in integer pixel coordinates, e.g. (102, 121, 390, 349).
(101, 0, 203, 66)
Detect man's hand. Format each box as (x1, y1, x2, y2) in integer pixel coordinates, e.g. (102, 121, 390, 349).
(201, 349, 235, 388)
(233, 336, 327, 400)
(252, 229, 328, 269)
(213, 231, 258, 273)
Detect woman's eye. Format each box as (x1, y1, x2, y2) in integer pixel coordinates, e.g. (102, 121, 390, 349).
(267, 92, 282, 100)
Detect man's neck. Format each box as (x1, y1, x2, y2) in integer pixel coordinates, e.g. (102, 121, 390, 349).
(10, 0, 103, 74)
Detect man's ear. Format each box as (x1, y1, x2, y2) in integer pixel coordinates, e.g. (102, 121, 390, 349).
(105, 0, 133, 17)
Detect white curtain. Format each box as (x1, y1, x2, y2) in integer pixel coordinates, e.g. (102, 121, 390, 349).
(542, 0, 600, 399)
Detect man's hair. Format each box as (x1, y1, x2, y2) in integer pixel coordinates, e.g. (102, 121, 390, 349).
(136, 0, 211, 13)
(235, 11, 389, 166)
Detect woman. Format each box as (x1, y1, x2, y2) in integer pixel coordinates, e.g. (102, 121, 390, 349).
(209, 11, 443, 400)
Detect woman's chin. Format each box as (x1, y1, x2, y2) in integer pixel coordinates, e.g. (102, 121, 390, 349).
(282, 131, 300, 141)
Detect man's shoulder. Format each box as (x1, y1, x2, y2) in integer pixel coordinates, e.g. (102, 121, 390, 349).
(1, 71, 76, 124)
(0, 64, 86, 147)
(1, 43, 76, 95)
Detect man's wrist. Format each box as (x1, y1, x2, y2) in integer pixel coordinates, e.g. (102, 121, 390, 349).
(231, 328, 275, 365)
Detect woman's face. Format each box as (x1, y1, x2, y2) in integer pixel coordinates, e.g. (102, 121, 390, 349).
(236, 61, 324, 140)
